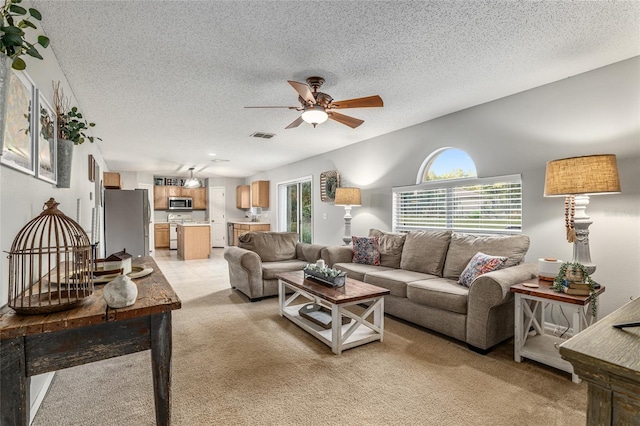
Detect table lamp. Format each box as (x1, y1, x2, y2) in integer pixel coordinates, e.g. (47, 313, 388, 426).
(544, 154, 621, 274)
(335, 187, 361, 245)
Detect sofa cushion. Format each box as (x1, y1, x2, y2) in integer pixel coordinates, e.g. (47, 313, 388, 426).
(407, 279, 469, 314)
(458, 252, 507, 287)
(238, 232, 298, 262)
(352, 236, 381, 265)
(442, 233, 530, 280)
(261, 259, 309, 280)
(400, 230, 452, 276)
(364, 269, 436, 298)
(333, 263, 393, 282)
(369, 229, 406, 268)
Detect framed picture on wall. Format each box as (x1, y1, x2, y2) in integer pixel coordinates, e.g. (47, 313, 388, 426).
(88, 154, 95, 182)
(320, 170, 340, 202)
(1, 70, 35, 175)
(36, 90, 57, 184)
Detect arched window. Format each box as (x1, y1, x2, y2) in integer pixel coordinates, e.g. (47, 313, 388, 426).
(417, 147, 477, 183)
(395, 148, 522, 234)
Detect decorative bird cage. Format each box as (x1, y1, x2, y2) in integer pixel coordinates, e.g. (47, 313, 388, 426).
(7, 198, 94, 314)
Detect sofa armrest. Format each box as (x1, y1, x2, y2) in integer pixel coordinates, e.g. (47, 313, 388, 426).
(321, 246, 353, 267)
(223, 246, 263, 299)
(466, 262, 537, 349)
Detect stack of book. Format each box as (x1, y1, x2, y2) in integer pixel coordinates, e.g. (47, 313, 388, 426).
(562, 282, 592, 296)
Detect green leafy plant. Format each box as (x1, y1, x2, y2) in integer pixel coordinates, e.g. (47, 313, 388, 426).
(552, 261, 597, 317)
(305, 263, 345, 278)
(53, 81, 101, 144)
(0, 0, 50, 70)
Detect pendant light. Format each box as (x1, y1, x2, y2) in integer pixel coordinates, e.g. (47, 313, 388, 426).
(183, 167, 201, 188)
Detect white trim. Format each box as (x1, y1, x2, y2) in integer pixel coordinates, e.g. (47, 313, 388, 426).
(30, 372, 55, 425)
(397, 174, 522, 192)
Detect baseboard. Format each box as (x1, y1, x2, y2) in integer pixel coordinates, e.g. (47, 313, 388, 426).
(30, 372, 55, 425)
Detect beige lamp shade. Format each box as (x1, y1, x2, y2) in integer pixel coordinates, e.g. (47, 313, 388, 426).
(544, 154, 621, 197)
(334, 187, 361, 206)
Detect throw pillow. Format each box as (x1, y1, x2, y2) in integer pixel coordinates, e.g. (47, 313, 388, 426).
(369, 229, 406, 268)
(352, 236, 381, 266)
(458, 252, 508, 287)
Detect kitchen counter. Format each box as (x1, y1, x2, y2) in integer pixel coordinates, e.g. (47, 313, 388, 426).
(176, 224, 211, 260)
(229, 222, 270, 246)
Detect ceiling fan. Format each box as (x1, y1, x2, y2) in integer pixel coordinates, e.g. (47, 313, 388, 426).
(245, 76, 383, 129)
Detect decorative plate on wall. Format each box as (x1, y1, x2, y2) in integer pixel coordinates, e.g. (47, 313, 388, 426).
(320, 170, 340, 202)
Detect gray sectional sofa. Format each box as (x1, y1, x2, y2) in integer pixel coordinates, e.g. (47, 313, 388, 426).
(322, 229, 536, 352)
(224, 232, 326, 301)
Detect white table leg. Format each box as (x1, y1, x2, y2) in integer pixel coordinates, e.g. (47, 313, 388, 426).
(331, 305, 342, 355)
(571, 306, 582, 383)
(377, 297, 384, 342)
(278, 279, 284, 317)
(514, 293, 522, 362)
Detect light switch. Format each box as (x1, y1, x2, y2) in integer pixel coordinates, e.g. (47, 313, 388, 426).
(323, 213, 327, 219)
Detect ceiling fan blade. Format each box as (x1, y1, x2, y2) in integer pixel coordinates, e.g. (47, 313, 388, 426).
(244, 106, 300, 109)
(288, 80, 316, 105)
(328, 95, 383, 109)
(328, 112, 364, 129)
(285, 116, 304, 129)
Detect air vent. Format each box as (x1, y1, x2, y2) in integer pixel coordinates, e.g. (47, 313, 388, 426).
(250, 132, 275, 139)
(211, 159, 230, 163)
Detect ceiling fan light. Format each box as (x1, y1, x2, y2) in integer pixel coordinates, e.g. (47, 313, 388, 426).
(301, 106, 328, 126)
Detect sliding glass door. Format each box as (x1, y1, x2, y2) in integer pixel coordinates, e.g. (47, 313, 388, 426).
(279, 178, 312, 243)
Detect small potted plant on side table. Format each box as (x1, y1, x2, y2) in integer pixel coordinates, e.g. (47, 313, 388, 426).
(552, 261, 598, 317)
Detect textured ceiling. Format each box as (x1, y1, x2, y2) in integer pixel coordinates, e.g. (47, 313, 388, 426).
(31, 1, 640, 178)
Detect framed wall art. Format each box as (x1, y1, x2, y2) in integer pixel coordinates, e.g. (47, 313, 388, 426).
(1, 70, 35, 175)
(36, 90, 57, 184)
(320, 170, 340, 202)
(88, 154, 96, 182)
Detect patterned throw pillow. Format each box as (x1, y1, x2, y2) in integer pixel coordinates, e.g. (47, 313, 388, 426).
(352, 236, 381, 266)
(458, 252, 507, 287)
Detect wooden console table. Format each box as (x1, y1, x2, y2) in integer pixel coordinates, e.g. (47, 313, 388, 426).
(559, 296, 640, 425)
(0, 257, 181, 426)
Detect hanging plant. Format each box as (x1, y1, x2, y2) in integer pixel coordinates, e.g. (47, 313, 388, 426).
(53, 81, 101, 144)
(0, 0, 50, 70)
(552, 261, 598, 317)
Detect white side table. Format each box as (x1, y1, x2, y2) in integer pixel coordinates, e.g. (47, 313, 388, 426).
(510, 279, 605, 383)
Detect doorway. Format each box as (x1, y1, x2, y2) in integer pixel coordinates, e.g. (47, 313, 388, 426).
(278, 177, 312, 243)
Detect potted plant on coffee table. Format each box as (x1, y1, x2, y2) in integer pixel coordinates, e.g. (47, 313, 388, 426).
(53, 81, 101, 188)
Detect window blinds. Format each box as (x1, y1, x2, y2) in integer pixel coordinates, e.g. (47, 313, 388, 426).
(392, 174, 522, 234)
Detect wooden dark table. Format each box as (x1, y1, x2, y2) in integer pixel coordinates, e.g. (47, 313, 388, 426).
(0, 256, 181, 426)
(559, 296, 640, 425)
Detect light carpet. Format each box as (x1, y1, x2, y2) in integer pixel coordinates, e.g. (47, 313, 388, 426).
(32, 249, 586, 425)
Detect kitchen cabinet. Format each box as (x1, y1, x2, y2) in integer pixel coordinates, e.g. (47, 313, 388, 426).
(154, 186, 169, 210)
(103, 172, 121, 189)
(231, 222, 270, 246)
(236, 185, 250, 209)
(177, 224, 211, 260)
(154, 186, 207, 210)
(190, 187, 207, 210)
(154, 223, 170, 248)
(251, 180, 269, 208)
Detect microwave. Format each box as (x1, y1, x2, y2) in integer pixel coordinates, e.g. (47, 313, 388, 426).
(168, 197, 193, 210)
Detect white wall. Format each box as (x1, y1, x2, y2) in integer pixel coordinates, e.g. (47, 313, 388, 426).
(0, 14, 108, 421)
(251, 57, 640, 319)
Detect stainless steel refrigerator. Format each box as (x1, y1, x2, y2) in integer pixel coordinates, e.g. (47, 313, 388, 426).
(104, 189, 150, 258)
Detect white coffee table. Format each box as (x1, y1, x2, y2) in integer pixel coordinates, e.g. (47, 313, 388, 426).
(277, 271, 390, 355)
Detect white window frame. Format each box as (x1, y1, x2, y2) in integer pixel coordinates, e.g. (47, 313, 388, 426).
(392, 174, 522, 235)
(277, 175, 313, 242)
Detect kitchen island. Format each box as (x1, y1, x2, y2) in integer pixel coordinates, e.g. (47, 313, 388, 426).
(177, 223, 211, 260)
